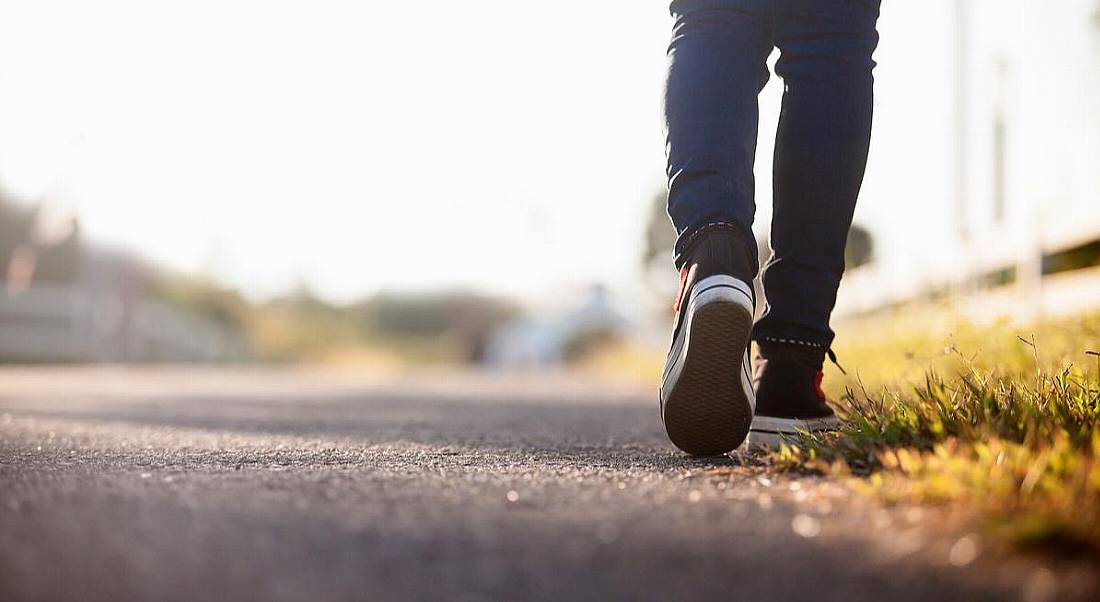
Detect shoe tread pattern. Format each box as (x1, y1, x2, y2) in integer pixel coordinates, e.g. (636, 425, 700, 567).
(662, 301, 753, 456)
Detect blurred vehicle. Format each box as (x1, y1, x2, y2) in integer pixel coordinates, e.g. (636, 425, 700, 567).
(484, 285, 628, 368)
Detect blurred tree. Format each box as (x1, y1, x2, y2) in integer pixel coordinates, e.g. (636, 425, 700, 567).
(357, 292, 520, 363)
(243, 287, 363, 361)
(149, 275, 522, 364)
(642, 190, 676, 277)
(153, 271, 251, 331)
(1, 191, 81, 288)
(641, 190, 876, 295)
(641, 190, 679, 301)
(845, 224, 874, 269)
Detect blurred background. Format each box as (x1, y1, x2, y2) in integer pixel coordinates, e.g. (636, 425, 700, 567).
(1, 0, 1098, 378)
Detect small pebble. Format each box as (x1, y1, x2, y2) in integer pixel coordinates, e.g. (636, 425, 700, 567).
(596, 522, 620, 544)
(791, 514, 821, 538)
(948, 534, 979, 567)
(1022, 567, 1058, 602)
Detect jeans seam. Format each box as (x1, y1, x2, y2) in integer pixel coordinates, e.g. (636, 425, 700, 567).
(755, 335, 826, 350)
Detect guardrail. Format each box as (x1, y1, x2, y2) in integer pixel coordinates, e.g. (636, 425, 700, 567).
(0, 284, 248, 362)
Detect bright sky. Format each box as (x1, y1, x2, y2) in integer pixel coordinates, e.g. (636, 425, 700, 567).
(0, 1, 956, 304)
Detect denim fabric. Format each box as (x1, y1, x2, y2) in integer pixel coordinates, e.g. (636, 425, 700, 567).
(664, 0, 881, 348)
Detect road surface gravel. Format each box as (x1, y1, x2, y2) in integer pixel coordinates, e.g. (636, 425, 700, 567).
(0, 367, 1093, 601)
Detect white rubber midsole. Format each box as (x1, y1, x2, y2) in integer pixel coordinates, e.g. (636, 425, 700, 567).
(659, 275, 755, 412)
(747, 415, 842, 449)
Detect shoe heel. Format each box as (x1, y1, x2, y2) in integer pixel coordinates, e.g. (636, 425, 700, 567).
(662, 300, 754, 456)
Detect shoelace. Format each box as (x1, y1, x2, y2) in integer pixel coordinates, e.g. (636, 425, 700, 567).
(826, 348, 847, 376)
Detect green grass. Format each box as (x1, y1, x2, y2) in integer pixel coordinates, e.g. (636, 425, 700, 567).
(773, 309, 1100, 556)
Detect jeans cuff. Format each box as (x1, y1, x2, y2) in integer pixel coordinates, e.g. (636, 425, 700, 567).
(673, 222, 751, 269)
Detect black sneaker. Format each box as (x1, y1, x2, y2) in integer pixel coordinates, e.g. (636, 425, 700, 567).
(747, 340, 841, 449)
(659, 227, 756, 456)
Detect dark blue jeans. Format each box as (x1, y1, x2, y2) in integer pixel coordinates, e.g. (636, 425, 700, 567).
(664, 0, 880, 349)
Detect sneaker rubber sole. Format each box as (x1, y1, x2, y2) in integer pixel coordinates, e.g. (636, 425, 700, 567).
(746, 415, 842, 450)
(660, 275, 755, 456)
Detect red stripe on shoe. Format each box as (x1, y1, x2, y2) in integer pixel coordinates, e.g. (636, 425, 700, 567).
(672, 265, 691, 313)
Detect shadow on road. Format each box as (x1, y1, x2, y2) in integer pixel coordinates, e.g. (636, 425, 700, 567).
(1, 386, 741, 471)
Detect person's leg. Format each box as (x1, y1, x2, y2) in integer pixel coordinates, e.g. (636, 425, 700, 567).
(664, 0, 774, 270)
(752, 0, 881, 351)
(660, 0, 774, 455)
(747, 0, 880, 449)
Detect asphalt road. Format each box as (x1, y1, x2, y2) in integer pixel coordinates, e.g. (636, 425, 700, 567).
(0, 367, 1090, 601)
